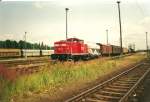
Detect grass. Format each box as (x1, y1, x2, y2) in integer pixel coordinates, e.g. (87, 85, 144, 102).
(0, 53, 146, 102)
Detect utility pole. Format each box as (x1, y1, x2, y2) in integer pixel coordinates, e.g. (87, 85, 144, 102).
(106, 29, 111, 57)
(25, 32, 27, 59)
(146, 32, 148, 57)
(106, 29, 108, 45)
(65, 8, 69, 40)
(117, 1, 123, 55)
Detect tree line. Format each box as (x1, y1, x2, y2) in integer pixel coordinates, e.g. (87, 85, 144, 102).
(0, 40, 52, 50)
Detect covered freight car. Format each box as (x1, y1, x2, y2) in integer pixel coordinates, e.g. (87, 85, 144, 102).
(22, 49, 41, 57)
(41, 50, 54, 56)
(22, 49, 54, 57)
(0, 49, 21, 58)
(123, 48, 128, 54)
(112, 45, 121, 55)
(0, 49, 53, 58)
(99, 44, 112, 56)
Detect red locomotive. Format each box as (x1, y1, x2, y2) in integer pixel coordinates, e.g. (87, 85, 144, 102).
(51, 38, 89, 60)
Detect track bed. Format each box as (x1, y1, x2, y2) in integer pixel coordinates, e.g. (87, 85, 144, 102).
(65, 59, 150, 102)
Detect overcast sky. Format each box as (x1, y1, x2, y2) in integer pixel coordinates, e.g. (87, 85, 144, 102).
(0, 0, 150, 50)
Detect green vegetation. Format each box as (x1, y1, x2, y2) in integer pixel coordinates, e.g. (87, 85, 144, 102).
(0, 54, 146, 102)
(0, 40, 52, 49)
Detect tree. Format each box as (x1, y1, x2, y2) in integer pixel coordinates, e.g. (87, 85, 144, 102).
(0, 39, 52, 50)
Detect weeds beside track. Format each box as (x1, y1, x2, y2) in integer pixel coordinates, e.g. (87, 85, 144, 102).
(0, 53, 146, 102)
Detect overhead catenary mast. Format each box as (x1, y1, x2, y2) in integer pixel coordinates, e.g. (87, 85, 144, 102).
(106, 29, 108, 45)
(146, 32, 148, 57)
(65, 8, 69, 40)
(117, 1, 123, 55)
(24, 32, 27, 59)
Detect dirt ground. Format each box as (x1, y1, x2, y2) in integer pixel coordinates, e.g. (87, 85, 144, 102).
(14, 59, 145, 102)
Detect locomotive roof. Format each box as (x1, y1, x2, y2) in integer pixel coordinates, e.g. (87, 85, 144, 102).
(67, 38, 83, 42)
(55, 38, 84, 43)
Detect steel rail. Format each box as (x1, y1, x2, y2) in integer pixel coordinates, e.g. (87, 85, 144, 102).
(119, 66, 150, 102)
(65, 62, 144, 102)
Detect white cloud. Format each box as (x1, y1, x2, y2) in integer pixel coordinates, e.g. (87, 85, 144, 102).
(34, 2, 43, 8)
(139, 17, 150, 30)
(0, 34, 23, 41)
(121, 16, 150, 50)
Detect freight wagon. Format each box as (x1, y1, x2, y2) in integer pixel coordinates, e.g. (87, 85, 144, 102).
(42, 50, 54, 56)
(123, 48, 128, 54)
(0, 49, 21, 58)
(98, 44, 128, 55)
(99, 44, 112, 56)
(0, 49, 53, 58)
(112, 45, 121, 55)
(22, 50, 41, 57)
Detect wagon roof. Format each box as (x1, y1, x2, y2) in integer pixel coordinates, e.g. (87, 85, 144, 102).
(96, 43, 111, 46)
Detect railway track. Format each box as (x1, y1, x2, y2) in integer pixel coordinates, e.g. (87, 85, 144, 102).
(0, 58, 50, 67)
(65, 59, 150, 102)
(0, 58, 51, 80)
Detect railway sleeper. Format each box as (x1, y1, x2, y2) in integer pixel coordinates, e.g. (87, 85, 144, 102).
(113, 81, 136, 85)
(92, 93, 120, 101)
(103, 87, 127, 93)
(106, 85, 130, 90)
(133, 86, 145, 96)
(118, 78, 138, 82)
(128, 89, 145, 102)
(119, 76, 140, 79)
(111, 82, 133, 87)
(137, 86, 145, 93)
(97, 90, 124, 97)
(86, 97, 111, 102)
